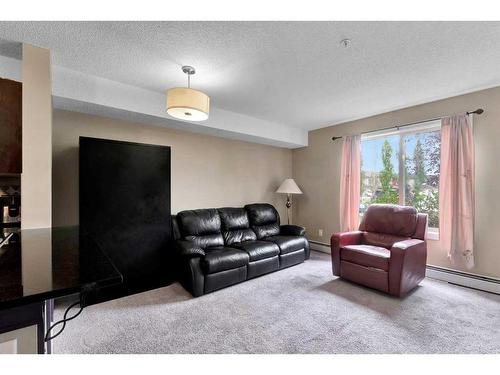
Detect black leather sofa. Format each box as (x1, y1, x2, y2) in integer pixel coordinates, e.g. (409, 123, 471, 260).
(172, 203, 309, 296)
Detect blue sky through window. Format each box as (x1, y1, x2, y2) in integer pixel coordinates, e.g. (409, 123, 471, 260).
(361, 133, 434, 172)
(360, 127, 441, 228)
(361, 136, 399, 172)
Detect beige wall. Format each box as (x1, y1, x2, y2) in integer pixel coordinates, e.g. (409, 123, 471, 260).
(0, 326, 38, 354)
(52, 110, 292, 226)
(51, 86, 500, 278)
(21, 44, 52, 229)
(293, 86, 500, 279)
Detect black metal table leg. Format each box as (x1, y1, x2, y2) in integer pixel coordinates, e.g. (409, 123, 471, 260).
(44, 299, 54, 354)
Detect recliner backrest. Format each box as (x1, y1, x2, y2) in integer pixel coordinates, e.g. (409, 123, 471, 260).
(361, 232, 411, 249)
(177, 208, 224, 248)
(218, 207, 257, 245)
(244, 203, 280, 239)
(359, 204, 418, 237)
(414, 213, 428, 240)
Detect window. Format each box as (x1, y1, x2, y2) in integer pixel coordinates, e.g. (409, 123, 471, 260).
(360, 121, 441, 238)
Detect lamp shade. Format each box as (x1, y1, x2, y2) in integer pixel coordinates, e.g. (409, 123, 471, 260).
(166, 87, 210, 121)
(276, 178, 303, 194)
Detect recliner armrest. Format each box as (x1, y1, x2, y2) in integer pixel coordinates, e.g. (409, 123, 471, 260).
(280, 224, 306, 236)
(331, 230, 363, 248)
(389, 239, 427, 297)
(391, 238, 424, 251)
(330, 231, 363, 276)
(176, 240, 205, 258)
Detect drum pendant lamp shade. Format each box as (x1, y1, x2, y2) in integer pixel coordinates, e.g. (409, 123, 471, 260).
(166, 65, 209, 122)
(166, 87, 209, 121)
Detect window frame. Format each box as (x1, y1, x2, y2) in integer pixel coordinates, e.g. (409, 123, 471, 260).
(360, 120, 442, 241)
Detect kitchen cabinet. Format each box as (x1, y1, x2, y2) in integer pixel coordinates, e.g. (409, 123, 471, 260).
(0, 78, 22, 174)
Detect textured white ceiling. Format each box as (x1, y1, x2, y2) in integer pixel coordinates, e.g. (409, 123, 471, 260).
(1, 21, 500, 130)
(0, 38, 21, 59)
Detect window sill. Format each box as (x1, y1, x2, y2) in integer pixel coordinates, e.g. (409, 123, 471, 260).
(426, 228, 439, 241)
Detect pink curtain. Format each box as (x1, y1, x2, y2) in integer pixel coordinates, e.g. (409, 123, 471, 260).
(439, 114, 475, 269)
(340, 135, 361, 232)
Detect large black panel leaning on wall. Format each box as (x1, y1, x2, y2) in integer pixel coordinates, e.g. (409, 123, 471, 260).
(79, 137, 172, 298)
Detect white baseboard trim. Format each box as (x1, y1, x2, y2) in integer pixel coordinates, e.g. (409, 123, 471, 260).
(425, 266, 500, 295)
(309, 240, 500, 295)
(309, 240, 330, 254)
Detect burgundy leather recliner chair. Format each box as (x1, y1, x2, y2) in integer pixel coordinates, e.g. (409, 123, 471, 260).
(331, 204, 428, 297)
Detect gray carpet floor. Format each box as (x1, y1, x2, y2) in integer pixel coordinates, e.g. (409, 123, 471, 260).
(53, 251, 500, 354)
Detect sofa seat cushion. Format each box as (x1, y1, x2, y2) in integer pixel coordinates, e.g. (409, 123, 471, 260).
(232, 240, 280, 261)
(341, 244, 390, 271)
(264, 235, 307, 255)
(202, 247, 250, 274)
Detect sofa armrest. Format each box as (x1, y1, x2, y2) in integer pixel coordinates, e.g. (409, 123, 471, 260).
(330, 231, 363, 276)
(389, 239, 427, 297)
(280, 224, 306, 236)
(176, 240, 205, 258)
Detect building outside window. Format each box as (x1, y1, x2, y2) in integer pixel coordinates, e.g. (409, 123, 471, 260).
(360, 120, 441, 239)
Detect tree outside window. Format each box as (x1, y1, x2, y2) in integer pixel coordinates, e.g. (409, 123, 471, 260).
(360, 122, 441, 228)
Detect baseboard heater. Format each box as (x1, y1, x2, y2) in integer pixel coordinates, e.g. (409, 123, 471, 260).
(309, 240, 500, 295)
(425, 265, 500, 295)
(309, 240, 330, 254)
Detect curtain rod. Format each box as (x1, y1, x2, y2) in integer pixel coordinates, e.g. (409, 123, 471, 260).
(331, 108, 484, 141)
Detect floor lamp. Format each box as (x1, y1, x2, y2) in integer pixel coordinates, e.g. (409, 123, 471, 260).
(276, 178, 303, 224)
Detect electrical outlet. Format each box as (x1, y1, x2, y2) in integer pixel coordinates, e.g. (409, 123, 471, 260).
(318, 229, 323, 237)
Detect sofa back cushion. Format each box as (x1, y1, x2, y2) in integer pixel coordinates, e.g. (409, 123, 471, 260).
(177, 208, 224, 248)
(218, 207, 257, 245)
(359, 204, 418, 237)
(244, 203, 280, 239)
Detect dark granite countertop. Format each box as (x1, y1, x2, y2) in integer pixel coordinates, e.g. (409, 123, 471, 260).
(0, 226, 123, 310)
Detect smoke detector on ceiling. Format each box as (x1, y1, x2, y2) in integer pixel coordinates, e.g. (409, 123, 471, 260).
(340, 39, 351, 48)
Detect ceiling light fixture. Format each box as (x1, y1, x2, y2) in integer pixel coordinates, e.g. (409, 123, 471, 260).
(166, 65, 210, 121)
